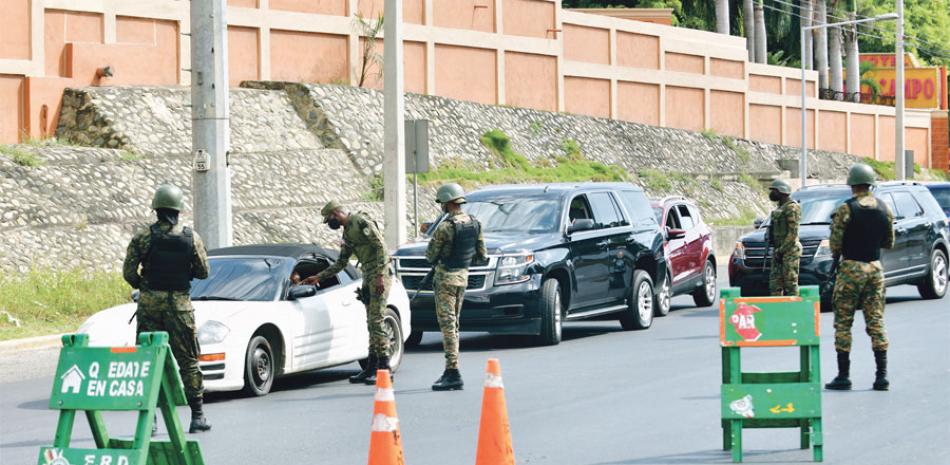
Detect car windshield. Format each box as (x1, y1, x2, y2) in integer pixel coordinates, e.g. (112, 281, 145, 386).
(793, 190, 852, 225)
(652, 206, 663, 223)
(929, 187, 950, 211)
(190, 257, 284, 302)
(463, 198, 561, 234)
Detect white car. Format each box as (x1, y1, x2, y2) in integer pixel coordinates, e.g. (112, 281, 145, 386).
(78, 244, 411, 396)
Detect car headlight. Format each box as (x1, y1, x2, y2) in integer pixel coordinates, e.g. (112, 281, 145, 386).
(815, 239, 833, 258)
(733, 242, 746, 260)
(495, 254, 534, 285)
(197, 321, 230, 345)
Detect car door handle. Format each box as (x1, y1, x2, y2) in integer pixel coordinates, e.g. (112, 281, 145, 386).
(596, 240, 609, 248)
(341, 299, 352, 307)
(897, 228, 908, 235)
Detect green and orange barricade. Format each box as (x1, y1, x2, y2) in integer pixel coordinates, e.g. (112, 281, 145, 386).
(720, 286, 823, 463)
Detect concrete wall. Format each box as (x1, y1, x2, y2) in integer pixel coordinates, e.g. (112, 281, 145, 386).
(0, 0, 939, 168)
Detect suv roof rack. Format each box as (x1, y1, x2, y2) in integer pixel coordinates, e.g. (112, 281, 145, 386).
(878, 180, 922, 187)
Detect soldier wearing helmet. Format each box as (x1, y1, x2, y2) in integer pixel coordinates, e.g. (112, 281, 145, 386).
(766, 179, 802, 296)
(302, 201, 393, 385)
(826, 163, 895, 392)
(123, 184, 211, 433)
(425, 183, 486, 391)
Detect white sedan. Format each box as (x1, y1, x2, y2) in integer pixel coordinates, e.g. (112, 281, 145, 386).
(78, 244, 412, 396)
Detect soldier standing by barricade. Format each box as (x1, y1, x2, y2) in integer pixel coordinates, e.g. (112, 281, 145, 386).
(426, 184, 486, 391)
(123, 184, 211, 433)
(825, 164, 895, 391)
(767, 179, 802, 297)
(302, 201, 393, 385)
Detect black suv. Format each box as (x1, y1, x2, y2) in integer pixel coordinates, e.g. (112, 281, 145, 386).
(393, 183, 669, 345)
(729, 182, 950, 311)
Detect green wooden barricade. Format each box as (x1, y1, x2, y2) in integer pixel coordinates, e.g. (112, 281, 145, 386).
(720, 286, 823, 463)
(38, 332, 205, 465)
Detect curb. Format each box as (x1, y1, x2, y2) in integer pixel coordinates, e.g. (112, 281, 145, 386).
(0, 334, 65, 353)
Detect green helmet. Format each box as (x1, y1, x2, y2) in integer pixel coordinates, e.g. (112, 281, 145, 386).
(436, 183, 466, 204)
(847, 163, 877, 186)
(769, 179, 792, 195)
(151, 184, 184, 211)
(321, 200, 342, 221)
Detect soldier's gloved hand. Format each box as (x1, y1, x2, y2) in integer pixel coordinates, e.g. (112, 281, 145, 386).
(374, 275, 385, 294)
(301, 276, 321, 287)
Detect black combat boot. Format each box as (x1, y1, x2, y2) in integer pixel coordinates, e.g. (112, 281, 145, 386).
(432, 369, 464, 391)
(188, 398, 211, 433)
(825, 351, 852, 391)
(365, 356, 391, 385)
(873, 350, 889, 391)
(350, 353, 377, 384)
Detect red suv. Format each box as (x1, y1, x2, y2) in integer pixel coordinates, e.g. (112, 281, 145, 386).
(651, 197, 718, 314)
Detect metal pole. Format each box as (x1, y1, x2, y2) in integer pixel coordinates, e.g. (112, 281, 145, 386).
(191, 0, 232, 250)
(383, 0, 407, 250)
(895, 0, 906, 180)
(413, 172, 418, 238)
(801, 27, 808, 188)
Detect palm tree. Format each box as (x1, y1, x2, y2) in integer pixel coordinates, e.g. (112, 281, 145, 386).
(803, 0, 814, 70)
(844, 0, 860, 102)
(815, 0, 829, 92)
(715, 0, 729, 34)
(754, 0, 767, 63)
(744, 0, 755, 60)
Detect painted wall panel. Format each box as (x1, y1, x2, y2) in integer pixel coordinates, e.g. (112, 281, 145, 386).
(616, 32, 658, 70)
(434, 0, 495, 33)
(270, 30, 348, 83)
(665, 86, 704, 131)
(504, 0, 556, 39)
(711, 58, 743, 79)
(564, 77, 610, 118)
(435, 45, 496, 105)
(907, 127, 929, 165)
(785, 108, 816, 149)
(710, 90, 744, 137)
(0, 0, 31, 60)
(65, 11, 104, 43)
(228, 0, 258, 7)
(228, 27, 260, 85)
(750, 75, 781, 94)
(666, 53, 704, 75)
(564, 24, 609, 65)
(850, 114, 875, 158)
(358, 39, 426, 94)
(0, 75, 25, 142)
(878, 115, 896, 161)
(505, 52, 557, 112)
(357, 0, 424, 23)
(617, 81, 659, 125)
(117, 16, 157, 45)
(819, 111, 847, 153)
(749, 104, 782, 144)
(270, 0, 347, 15)
(786, 78, 816, 97)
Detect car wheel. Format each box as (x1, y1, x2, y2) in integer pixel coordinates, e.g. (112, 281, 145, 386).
(693, 260, 717, 307)
(620, 270, 654, 330)
(654, 271, 672, 317)
(405, 330, 424, 348)
(917, 249, 948, 300)
(243, 335, 275, 397)
(538, 279, 563, 346)
(382, 308, 404, 372)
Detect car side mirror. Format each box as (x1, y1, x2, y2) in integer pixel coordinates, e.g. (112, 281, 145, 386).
(131, 290, 140, 303)
(667, 228, 687, 240)
(288, 285, 317, 301)
(753, 218, 765, 229)
(568, 219, 595, 234)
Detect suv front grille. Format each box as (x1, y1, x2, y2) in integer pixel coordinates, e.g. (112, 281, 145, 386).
(743, 239, 823, 267)
(400, 273, 487, 292)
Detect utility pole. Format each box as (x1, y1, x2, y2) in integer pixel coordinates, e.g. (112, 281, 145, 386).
(191, 0, 233, 250)
(383, 0, 407, 250)
(895, 0, 906, 180)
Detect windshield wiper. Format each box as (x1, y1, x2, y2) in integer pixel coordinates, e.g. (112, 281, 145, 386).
(192, 296, 241, 301)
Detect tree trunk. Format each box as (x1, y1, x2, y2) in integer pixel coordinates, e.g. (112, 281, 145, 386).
(715, 0, 730, 35)
(744, 0, 755, 61)
(815, 0, 829, 92)
(754, 1, 767, 63)
(845, 3, 860, 102)
(803, 0, 814, 70)
(829, 27, 843, 98)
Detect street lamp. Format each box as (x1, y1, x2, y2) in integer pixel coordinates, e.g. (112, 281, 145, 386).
(799, 13, 898, 187)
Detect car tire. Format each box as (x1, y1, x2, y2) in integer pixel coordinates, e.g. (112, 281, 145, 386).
(917, 249, 948, 300)
(243, 335, 276, 397)
(405, 330, 424, 348)
(654, 271, 672, 317)
(537, 279, 563, 346)
(359, 308, 405, 372)
(620, 270, 654, 330)
(692, 260, 717, 307)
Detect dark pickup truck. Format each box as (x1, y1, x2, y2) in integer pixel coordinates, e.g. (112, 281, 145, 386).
(393, 183, 669, 345)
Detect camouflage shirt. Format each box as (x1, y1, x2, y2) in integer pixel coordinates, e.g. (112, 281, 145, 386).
(769, 198, 802, 255)
(317, 211, 391, 280)
(426, 211, 488, 287)
(123, 221, 210, 311)
(830, 191, 896, 257)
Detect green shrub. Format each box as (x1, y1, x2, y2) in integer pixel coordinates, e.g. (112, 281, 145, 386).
(365, 173, 385, 201)
(700, 128, 719, 141)
(480, 129, 531, 171)
(0, 145, 44, 167)
(637, 169, 673, 192)
(560, 138, 583, 160)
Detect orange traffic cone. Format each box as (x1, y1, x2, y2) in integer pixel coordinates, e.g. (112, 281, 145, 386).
(475, 359, 515, 465)
(368, 370, 405, 465)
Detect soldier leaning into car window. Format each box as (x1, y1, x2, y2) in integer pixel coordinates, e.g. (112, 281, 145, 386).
(123, 184, 211, 433)
(767, 179, 802, 297)
(302, 201, 393, 385)
(825, 163, 895, 392)
(425, 183, 487, 391)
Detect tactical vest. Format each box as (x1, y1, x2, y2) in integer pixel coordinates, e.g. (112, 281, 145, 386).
(443, 218, 480, 270)
(144, 224, 195, 291)
(842, 196, 891, 262)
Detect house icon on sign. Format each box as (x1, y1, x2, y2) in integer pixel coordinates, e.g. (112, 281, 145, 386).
(60, 365, 85, 394)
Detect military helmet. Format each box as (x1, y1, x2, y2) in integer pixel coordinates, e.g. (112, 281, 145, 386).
(321, 200, 342, 222)
(151, 184, 184, 211)
(436, 183, 466, 204)
(846, 163, 877, 186)
(769, 179, 793, 195)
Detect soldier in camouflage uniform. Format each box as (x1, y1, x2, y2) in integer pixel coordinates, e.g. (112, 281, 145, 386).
(825, 164, 895, 392)
(123, 184, 211, 433)
(767, 179, 802, 296)
(303, 201, 393, 385)
(426, 184, 487, 391)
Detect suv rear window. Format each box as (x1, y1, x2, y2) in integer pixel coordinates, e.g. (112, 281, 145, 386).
(619, 191, 658, 227)
(588, 192, 625, 228)
(892, 191, 924, 219)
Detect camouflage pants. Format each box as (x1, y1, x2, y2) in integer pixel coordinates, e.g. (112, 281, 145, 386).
(136, 299, 203, 402)
(833, 260, 888, 352)
(434, 279, 465, 370)
(769, 249, 801, 296)
(363, 271, 393, 358)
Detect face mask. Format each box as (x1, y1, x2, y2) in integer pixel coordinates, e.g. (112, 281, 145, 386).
(327, 217, 342, 230)
(768, 191, 781, 202)
(441, 203, 450, 214)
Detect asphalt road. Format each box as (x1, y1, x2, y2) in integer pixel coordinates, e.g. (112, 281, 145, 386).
(2, 276, 948, 465)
